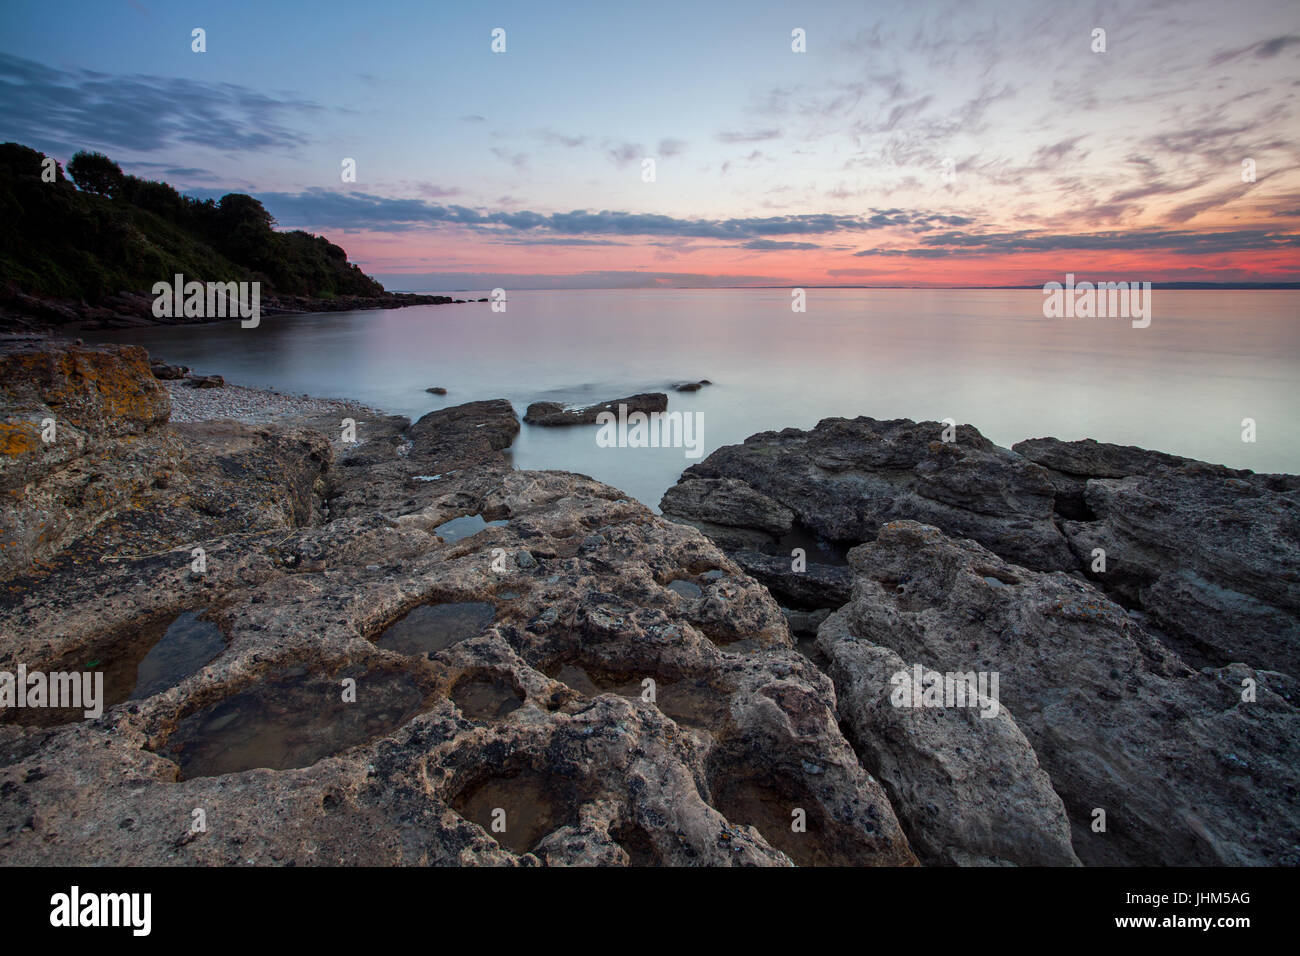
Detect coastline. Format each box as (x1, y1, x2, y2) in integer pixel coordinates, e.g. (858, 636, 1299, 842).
(0, 286, 486, 334)
(1, 337, 1297, 868)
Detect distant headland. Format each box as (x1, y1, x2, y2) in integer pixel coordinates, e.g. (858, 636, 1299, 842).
(0, 142, 477, 333)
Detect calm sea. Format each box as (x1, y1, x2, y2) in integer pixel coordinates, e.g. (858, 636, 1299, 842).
(93, 288, 1300, 510)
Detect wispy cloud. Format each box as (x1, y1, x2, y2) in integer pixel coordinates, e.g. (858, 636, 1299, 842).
(854, 228, 1300, 257)
(240, 188, 975, 242)
(0, 52, 318, 154)
(717, 129, 781, 143)
(490, 147, 529, 170)
(743, 240, 821, 250)
(1210, 33, 1300, 65)
(536, 129, 587, 147)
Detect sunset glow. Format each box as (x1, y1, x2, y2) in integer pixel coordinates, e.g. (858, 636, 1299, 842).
(3, 0, 1297, 288)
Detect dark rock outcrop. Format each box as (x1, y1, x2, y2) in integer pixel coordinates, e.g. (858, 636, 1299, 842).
(662, 417, 1073, 572)
(1, 287, 466, 333)
(820, 520, 1300, 867)
(1016, 436, 1300, 678)
(524, 393, 668, 426)
(663, 421, 1300, 680)
(150, 362, 190, 381)
(731, 549, 853, 610)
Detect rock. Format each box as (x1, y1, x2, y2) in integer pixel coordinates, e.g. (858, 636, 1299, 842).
(824, 519, 1300, 866)
(1012, 437, 1300, 678)
(187, 374, 225, 389)
(731, 549, 853, 610)
(818, 610, 1079, 866)
(426, 387, 448, 395)
(1012, 436, 1198, 520)
(662, 416, 1073, 572)
(523, 393, 668, 427)
(1062, 467, 1300, 678)
(662, 477, 794, 537)
(673, 381, 709, 392)
(0, 343, 917, 867)
(782, 607, 831, 636)
(0, 338, 173, 573)
(150, 362, 190, 381)
(0, 338, 169, 451)
(1013, 436, 1196, 479)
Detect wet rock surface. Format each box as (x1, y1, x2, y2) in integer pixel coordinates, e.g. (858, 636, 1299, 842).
(731, 549, 853, 609)
(523, 392, 668, 426)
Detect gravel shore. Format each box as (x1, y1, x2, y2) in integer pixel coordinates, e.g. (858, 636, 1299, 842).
(161, 379, 405, 465)
(163, 379, 387, 427)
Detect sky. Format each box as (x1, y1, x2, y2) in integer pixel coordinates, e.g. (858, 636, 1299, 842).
(1, 0, 1298, 289)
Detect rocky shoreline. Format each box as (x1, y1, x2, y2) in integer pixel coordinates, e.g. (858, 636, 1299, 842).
(0, 337, 1296, 866)
(0, 285, 484, 334)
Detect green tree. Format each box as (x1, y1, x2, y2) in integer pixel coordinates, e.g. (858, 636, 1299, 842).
(0, 142, 67, 183)
(67, 150, 125, 197)
(120, 175, 188, 220)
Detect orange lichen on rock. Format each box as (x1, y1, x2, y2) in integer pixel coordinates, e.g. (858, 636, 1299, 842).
(0, 421, 39, 457)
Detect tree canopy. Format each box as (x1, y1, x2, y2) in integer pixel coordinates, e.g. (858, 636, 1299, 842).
(1, 142, 384, 301)
(67, 150, 125, 198)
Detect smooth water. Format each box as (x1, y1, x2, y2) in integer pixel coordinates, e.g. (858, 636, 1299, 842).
(94, 288, 1300, 508)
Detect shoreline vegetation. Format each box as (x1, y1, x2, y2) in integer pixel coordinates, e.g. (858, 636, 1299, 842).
(0, 141, 481, 334)
(1, 337, 1296, 867)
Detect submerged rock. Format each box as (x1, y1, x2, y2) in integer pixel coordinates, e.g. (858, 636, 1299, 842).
(523, 392, 668, 426)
